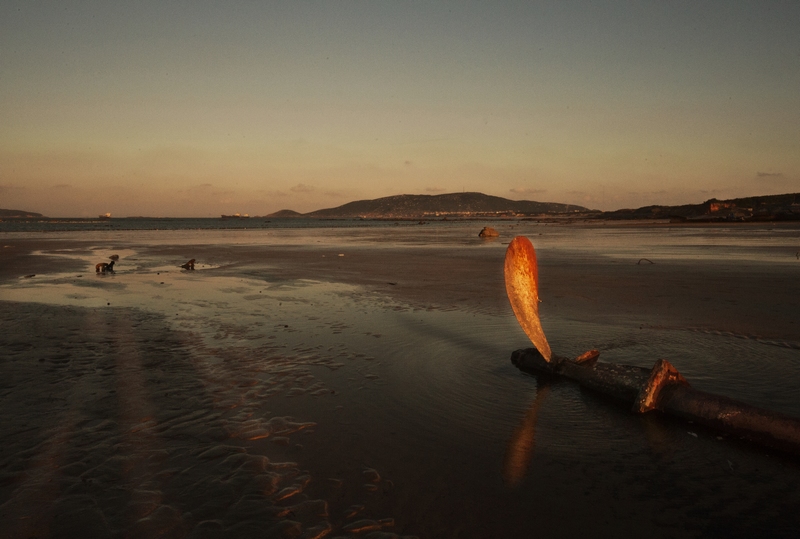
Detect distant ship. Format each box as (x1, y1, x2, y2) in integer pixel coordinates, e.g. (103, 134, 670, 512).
(99, 212, 111, 219)
(220, 213, 250, 219)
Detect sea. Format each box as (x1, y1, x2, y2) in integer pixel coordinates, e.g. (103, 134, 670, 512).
(0, 216, 415, 233)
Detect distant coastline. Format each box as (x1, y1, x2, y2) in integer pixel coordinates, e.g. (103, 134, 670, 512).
(3, 191, 799, 222)
(0, 209, 43, 218)
(598, 192, 800, 223)
(271, 191, 800, 222)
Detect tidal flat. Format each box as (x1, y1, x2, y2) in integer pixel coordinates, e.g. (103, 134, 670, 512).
(1, 221, 800, 538)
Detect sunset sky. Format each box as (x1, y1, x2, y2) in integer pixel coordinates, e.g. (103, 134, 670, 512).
(2, 1, 798, 217)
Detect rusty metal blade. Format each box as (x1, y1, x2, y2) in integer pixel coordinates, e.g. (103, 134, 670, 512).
(504, 236, 552, 361)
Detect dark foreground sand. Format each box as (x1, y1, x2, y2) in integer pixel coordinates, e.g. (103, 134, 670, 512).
(1, 225, 800, 538)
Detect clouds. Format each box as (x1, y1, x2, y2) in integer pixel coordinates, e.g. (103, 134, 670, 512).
(195, 184, 229, 195)
(756, 172, 785, 179)
(179, 183, 235, 201)
(290, 183, 315, 193)
(750, 171, 799, 197)
(509, 187, 547, 198)
(0, 184, 26, 195)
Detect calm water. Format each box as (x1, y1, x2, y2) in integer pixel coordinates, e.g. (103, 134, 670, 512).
(0, 217, 426, 233)
(1, 221, 800, 538)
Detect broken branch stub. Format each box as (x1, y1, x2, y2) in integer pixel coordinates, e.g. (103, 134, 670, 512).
(504, 236, 552, 361)
(633, 358, 688, 413)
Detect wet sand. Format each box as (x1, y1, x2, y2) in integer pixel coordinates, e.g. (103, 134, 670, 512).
(1, 223, 800, 538)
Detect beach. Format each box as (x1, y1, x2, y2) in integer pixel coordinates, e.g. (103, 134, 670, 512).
(1, 220, 800, 538)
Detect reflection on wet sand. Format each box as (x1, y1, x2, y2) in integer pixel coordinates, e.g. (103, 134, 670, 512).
(503, 382, 551, 488)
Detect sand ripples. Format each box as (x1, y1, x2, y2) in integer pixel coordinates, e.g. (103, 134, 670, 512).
(0, 302, 418, 538)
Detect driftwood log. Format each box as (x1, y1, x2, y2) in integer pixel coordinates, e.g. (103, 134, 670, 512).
(511, 348, 800, 456)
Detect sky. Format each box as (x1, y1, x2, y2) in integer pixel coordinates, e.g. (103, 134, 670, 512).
(1, 1, 799, 217)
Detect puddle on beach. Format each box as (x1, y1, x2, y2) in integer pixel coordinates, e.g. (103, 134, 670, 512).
(2, 231, 800, 538)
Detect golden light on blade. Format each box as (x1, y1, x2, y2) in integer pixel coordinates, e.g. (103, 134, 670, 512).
(504, 236, 552, 361)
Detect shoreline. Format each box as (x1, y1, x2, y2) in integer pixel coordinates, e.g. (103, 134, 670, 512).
(3, 225, 799, 340)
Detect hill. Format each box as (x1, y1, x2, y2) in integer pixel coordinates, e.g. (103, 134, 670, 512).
(601, 192, 800, 222)
(305, 192, 588, 219)
(265, 209, 304, 218)
(0, 208, 43, 218)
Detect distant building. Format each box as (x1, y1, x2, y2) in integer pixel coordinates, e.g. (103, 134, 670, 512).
(709, 202, 734, 212)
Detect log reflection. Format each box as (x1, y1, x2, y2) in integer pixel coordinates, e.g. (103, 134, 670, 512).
(503, 382, 550, 487)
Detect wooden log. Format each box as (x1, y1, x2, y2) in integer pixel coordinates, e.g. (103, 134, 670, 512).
(661, 385, 800, 455)
(511, 347, 800, 455)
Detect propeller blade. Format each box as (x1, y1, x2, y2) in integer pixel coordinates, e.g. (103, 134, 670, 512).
(504, 236, 552, 361)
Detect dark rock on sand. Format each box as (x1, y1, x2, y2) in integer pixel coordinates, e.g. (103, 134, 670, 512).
(478, 227, 499, 238)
